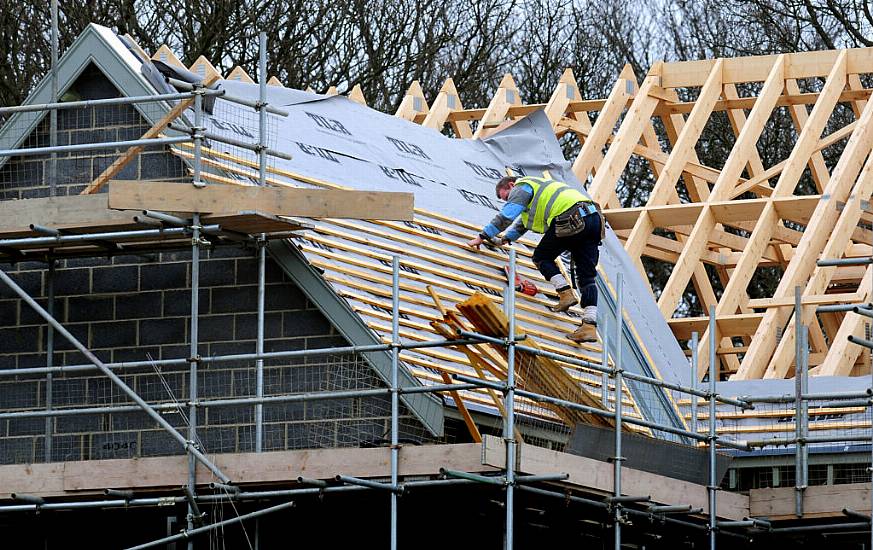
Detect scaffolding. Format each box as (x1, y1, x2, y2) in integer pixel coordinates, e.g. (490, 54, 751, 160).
(1, 26, 873, 550)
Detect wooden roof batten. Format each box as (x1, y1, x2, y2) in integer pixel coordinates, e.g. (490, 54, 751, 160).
(161, 42, 873, 385)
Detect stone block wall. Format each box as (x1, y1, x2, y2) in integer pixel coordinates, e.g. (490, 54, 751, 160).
(0, 64, 187, 200)
(0, 246, 431, 464)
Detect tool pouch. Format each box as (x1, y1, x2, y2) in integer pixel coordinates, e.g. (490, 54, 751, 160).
(554, 206, 586, 238)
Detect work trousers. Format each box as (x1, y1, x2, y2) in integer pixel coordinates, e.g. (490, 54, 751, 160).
(531, 211, 602, 308)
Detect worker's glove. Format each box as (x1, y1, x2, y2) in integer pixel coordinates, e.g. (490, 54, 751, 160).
(498, 237, 513, 246)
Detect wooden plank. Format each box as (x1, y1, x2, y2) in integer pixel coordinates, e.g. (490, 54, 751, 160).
(0, 194, 133, 235)
(107, 181, 414, 221)
(422, 78, 472, 138)
(587, 70, 663, 205)
(659, 47, 873, 88)
(473, 73, 522, 139)
(668, 313, 763, 340)
(394, 80, 429, 122)
(45, 443, 487, 494)
(572, 67, 633, 182)
(479, 437, 748, 520)
(750, 483, 871, 519)
(543, 69, 581, 129)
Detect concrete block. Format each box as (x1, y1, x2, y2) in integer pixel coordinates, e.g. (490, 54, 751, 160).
(263, 402, 304, 423)
(0, 300, 17, 326)
(50, 322, 88, 352)
(162, 289, 208, 316)
(238, 423, 285, 452)
(0, 327, 39, 354)
(52, 378, 87, 406)
(198, 259, 236, 287)
(53, 268, 89, 296)
(282, 310, 333, 338)
(140, 152, 186, 180)
(0, 271, 42, 299)
(55, 413, 104, 434)
(67, 296, 114, 322)
(140, 429, 182, 457)
(115, 291, 162, 319)
(7, 417, 46, 437)
(92, 265, 139, 293)
(234, 312, 282, 341)
(205, 404, 254, 426)
(199, 314, 234, 342)
(139, 318, 187, 346)
(141, 262, 187, 291)
(211, 286, 257, 313)
(19, 297, 65, 325)
(199, 426, 236, 454)
(199, 369, 233, 398)
(110, 411, 158, 432)
(112, 346, 160, 363)
(265, 284, 307, 311)
(91, 320, 137, 349)
(235, 257, 285, 285)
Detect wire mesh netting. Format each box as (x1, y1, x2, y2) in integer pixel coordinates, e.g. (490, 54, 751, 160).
(0, 351, 435, 465)
(180, 95, 279, 187)
(0, 100, 189, 201)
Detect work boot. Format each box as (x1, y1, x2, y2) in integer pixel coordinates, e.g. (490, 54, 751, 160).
(568, 323, 598, 344)
(552, 287, 577, 312)
(580, 305, 597, 324)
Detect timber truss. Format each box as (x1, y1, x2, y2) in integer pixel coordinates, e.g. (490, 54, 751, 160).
(158, 44, 873, 382)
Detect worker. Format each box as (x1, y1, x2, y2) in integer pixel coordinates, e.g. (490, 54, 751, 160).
(466, 175, 604, 343)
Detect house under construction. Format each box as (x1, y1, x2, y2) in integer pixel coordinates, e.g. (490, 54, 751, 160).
(1, 23, 873, 549)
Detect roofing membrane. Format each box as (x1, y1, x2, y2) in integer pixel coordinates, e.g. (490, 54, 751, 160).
(176, 78, 689, 434)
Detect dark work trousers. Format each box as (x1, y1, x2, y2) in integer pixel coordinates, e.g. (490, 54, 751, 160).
(531, 211, 602, 308)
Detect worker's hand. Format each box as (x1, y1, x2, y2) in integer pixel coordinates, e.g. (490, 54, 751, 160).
(499, 237, 512, 246)
(466, 235, 484, 249)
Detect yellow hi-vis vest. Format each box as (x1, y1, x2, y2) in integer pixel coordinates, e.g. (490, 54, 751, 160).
(518, 177, 591, 234)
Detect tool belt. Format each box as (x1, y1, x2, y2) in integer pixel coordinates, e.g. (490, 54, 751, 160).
(554, 201, 604, 239)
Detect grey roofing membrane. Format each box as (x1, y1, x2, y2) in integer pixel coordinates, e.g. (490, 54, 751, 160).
(199, 79, 688, 435)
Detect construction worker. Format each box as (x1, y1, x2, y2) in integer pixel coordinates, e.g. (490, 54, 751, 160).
(466, 175, 604, 343)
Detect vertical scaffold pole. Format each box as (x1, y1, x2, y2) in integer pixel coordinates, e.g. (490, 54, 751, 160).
(801, 324, 809, 497)
(708, 305, 717, 550)
(691, 331, 699, 440)
(254, 235, 266, 550)
(390, 256, 400, 550)
(258, 32, 267, 187)
(187, 213, 202, 550)
(505, 248, 518, 550)
(255, 237, 266, 451)
(49, 0, 58, 198)
(600, 318, 609, 409)
(44, 260, 55, 462)
(794, 286, 803, 517)
(613, 272, 624, 550)
(192, 80, 204, 188)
